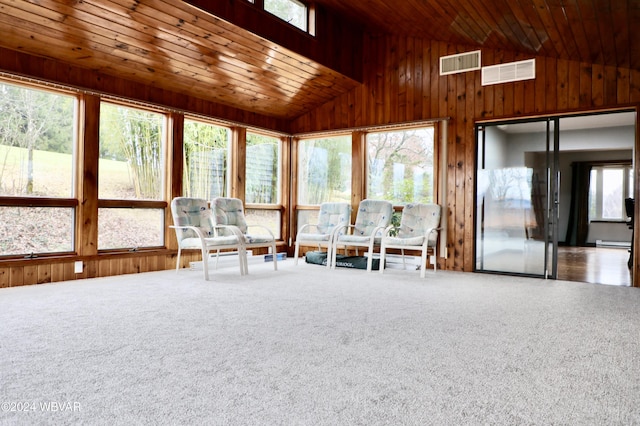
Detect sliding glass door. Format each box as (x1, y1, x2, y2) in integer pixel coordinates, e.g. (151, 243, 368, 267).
(475, 119, 558, 278)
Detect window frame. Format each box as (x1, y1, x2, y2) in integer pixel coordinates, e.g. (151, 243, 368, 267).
(97, 100, 169, 252)
(589, 162, 633, 222)
(244, 130, 286, 240)
(364, 125, 437, 208)
(295, 133, 353, 207)
(182, 116, 233, 201)
(245, 0, 315, 35)
(0, 79, 80, 259)
(264, 0, 309, 32)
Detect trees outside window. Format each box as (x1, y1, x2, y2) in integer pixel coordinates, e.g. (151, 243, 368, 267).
(99, 103, 164, 200)
(297, 135, 351, 205)
(0, 82, 75, 198)
(246, 132, 280, 204)
(183, 119, 230, 199)
(296, 135, 351, 235)
(98, 102, 166, 250)
(246, 132, 282, 239)
(0, 81, 76, 256)
(264, 0, 308, 31)
(367, 127, 435, 205)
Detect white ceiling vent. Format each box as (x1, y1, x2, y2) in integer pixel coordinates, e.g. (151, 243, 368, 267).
(439, 50, 481, 75)
(481, 58, 536, 86)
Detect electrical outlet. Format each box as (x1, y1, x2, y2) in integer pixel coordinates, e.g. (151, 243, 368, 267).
(74, 261, 83, 274)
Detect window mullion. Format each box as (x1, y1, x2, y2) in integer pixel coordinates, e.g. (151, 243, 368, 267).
(596, 168, 604, 220)
(77, 94, 101, 257)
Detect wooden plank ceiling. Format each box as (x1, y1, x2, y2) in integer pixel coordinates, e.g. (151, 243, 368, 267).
(0, 0, 637, 121)
(0, 0, 359, 120)
(316, 0, 640, 71)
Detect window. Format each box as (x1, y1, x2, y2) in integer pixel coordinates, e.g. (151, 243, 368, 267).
(297, 135, 351, 205)
(183, 118, 230, 199)
(589, 164, 633, 221)
(0, 81, 77, 257)
(264, 0, 308, 32)
(296, 135, 351, 233)
(246, 132, 281, 204)
(246, 132, 282, 238)
(367, 127, 435, 205)
(98, 102, 166, 250)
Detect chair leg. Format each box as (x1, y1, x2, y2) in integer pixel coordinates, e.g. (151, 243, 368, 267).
(294, 241, 300, 265)
(239, 248, 247, 275)
(401, 248, 406, 270)
(331, 242, 338, 269)
(379, 245, 386, 274)
(325, 242, 332, 269)
(272, 243, 278, 271)
(202, 248, 210, 281)
(432, 247, 437, 272)
(420, 248, 427, 278)
(175, 247, 182, 273)
(366, 245, 373, 272)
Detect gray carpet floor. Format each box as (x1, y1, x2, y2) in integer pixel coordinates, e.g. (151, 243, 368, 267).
(1, 259, 639, 425)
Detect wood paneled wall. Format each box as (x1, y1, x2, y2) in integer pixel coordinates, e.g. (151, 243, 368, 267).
(2, 33, 639, 286)
(0, 49, 288, 288)
(290, 34, 640, 272)
(0, 252, 201, 287)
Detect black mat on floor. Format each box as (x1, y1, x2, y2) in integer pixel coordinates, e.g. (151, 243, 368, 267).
(305, 251, 381, 270)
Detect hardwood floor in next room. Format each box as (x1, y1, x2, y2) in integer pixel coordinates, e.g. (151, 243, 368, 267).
(557, 246, 632, 286)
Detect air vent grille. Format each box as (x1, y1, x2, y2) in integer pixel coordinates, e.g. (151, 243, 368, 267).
(481, 59, 536, 86)
(439, 50, 481, 75)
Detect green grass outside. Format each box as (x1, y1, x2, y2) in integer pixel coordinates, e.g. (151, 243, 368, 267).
(0, 144, 132, 197)
(0, 144, 283, 254)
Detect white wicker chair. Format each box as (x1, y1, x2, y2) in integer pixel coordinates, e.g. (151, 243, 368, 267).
(294, 202, 351, 267)
(170, 197, 246, 280)
(211, 197, 278, 273)
(379, 203, 441, 278)
(331, 199, 393, 272)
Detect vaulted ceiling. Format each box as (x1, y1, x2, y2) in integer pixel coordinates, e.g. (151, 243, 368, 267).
(315, 0, 640, 71)
(0, 0, 637, 121)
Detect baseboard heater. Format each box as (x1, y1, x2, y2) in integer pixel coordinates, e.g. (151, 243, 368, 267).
(595, 240, 631, 248)
(189, 250, 251, 271)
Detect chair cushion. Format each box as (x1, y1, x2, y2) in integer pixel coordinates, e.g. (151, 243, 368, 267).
(317, 202, 351, 234)
(297, 233, 331, 242)
(337, 235, 382, 245)
(399, 203, 441, 245)
(211, 197, 248, 234)
(179, 235, 240, 249)
(171, 198, 214, 241)
(245, 235, 274, 244)
(384, 236, 425, 246)
(353, 199, 393, 236)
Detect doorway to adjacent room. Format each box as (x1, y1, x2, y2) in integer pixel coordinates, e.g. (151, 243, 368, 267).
(475, 110, 636, 286)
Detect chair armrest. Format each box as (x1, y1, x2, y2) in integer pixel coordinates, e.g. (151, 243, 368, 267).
(170, 224, 245, 242)
(212, 224, 246, 240)
(423, 227, 441, 245)
(372, 224, 390, 237)
(246, 223, 276, 239)
(297, 223, 321, 236)
(333, 223, 355, 237)
(328, 223, 353, 238)
(169, 224, 207, 240)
